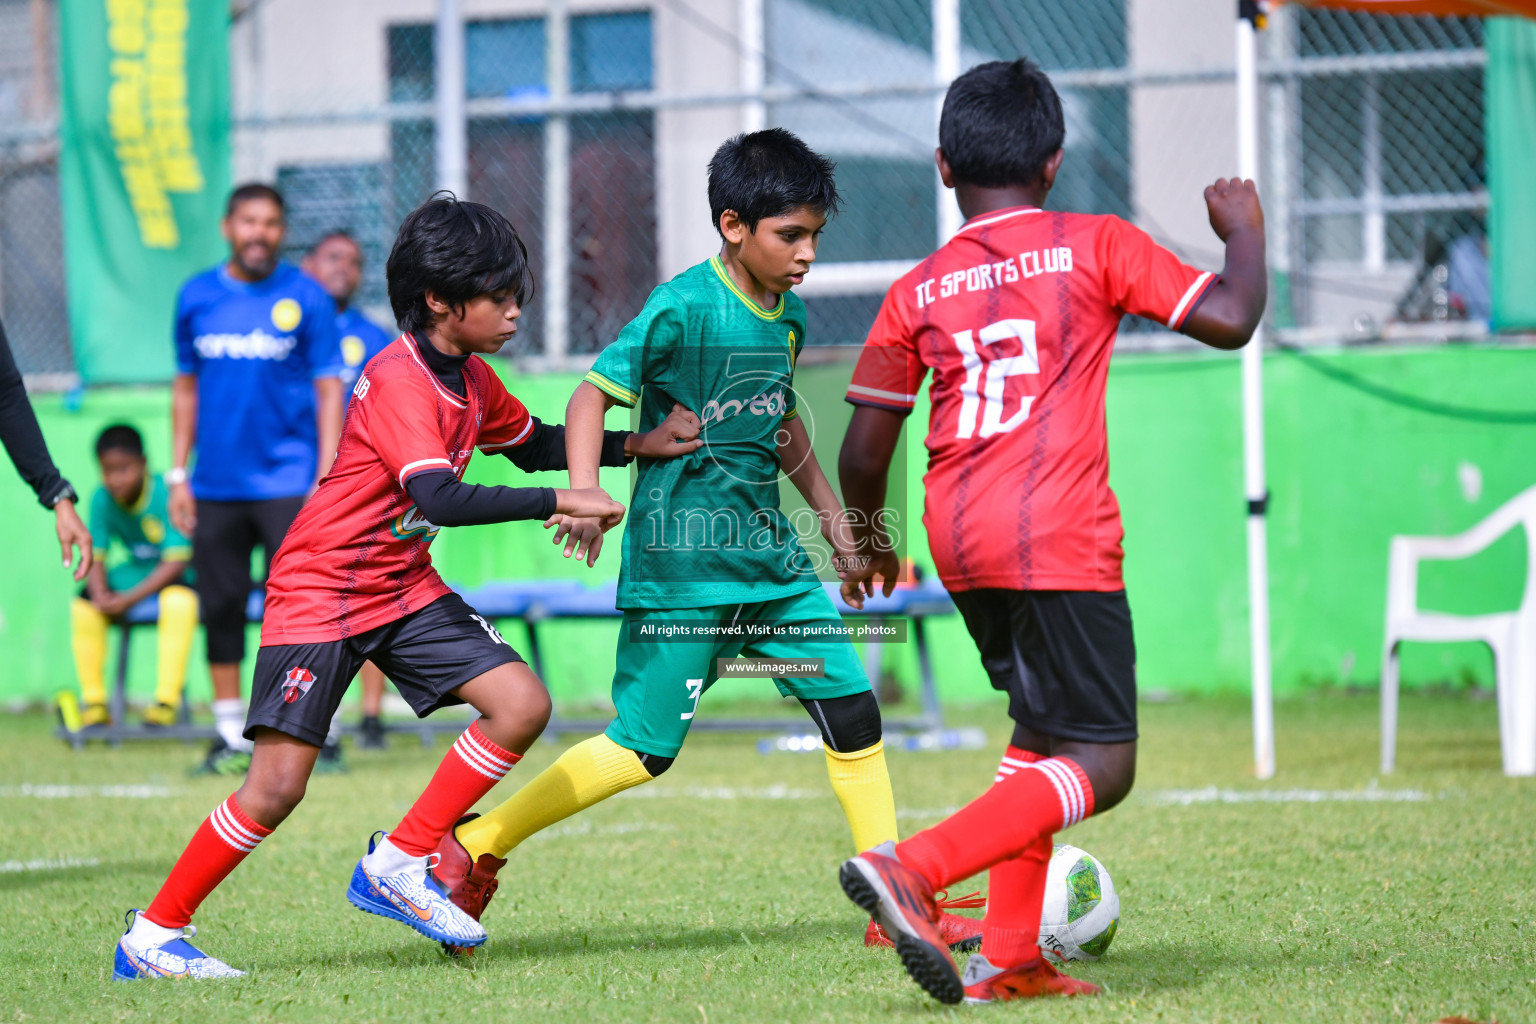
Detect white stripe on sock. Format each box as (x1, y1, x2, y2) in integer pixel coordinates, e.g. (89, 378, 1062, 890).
(461, 729, 515, 772)
(208, 803, 261, 852)
(1026, 761, 1075, 827)
(452, 734, 509, 781)
(215, 801, 265, 847)
(1036, 760, 1085, 826)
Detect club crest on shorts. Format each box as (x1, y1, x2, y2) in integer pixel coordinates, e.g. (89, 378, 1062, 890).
(282, 666, 315, 703)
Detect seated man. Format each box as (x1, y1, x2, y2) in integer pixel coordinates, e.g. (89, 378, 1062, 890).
(72, 424, 198, 727)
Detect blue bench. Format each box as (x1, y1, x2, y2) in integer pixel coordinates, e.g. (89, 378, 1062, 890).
(456, 578, 955, 737)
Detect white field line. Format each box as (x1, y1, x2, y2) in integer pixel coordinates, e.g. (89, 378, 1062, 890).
(529, 821, 677, 841)
(1146, 785, 1437, 806)
(0, 784, 174, 799)
(0, 856, 101, 873)
(618, 784, 823, 801)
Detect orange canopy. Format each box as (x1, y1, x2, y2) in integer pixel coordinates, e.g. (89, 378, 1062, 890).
(1283, 0, 1536, 15)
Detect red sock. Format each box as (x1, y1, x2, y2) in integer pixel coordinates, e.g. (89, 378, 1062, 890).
(144, 795, 272, 929)
(982, 747, 1052, 968)
(897, 753, 1093, 891)
(389, 722, 520, 856)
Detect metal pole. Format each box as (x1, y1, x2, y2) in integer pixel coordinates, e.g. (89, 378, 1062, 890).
(544, 0, 571, 361)
(434, 0, 467, 197)
(740, 0, 766, 132)
(1236, 11, 1275, 780)
(932, 0, 962, 244)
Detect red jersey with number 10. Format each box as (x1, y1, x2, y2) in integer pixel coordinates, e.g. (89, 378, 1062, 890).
(261, 335, 534, 644)
(846, 208, 1216, 592)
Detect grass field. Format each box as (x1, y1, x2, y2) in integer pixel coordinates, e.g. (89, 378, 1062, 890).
(1, 691, 1531, 1023)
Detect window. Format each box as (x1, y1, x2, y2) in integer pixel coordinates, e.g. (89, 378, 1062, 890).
(387, 12, 657, 354)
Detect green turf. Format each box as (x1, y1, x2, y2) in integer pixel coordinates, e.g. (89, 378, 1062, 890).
(0, 692, 1530, 1023)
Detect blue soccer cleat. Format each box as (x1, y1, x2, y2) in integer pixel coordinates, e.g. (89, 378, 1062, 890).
(113, 909, 246, 981)
(346, 831, 488, 948)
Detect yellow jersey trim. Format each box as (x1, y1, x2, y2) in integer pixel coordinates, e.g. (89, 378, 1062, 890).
(709, 257, 784, 321)
(585, 370, 639, 407)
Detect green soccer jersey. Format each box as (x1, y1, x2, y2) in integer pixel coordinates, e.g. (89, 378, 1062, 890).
(585, 256, 822, 610)
(89, 474, 190, 592)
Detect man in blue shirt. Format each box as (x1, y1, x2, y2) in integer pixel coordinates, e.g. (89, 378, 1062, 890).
(301, 231, 395, 396)
(168, 183, 344, 774)
(300, 229, 396, 748)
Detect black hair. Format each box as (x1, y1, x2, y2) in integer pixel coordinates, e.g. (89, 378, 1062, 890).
(307, 230, 358, 256)
(95, 423, 144, 459)
(226, 182, 285, 218)
(707, 128, 840, 237)
(939, 59, 1065, 189)
(386, 191, 535, 335)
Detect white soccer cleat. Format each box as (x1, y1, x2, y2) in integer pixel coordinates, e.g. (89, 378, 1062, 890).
(346, 831, 488, 947)
(113, 909, 246, 980)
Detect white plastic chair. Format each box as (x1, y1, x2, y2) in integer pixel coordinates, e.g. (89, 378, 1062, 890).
(1381, 483, 1536, 777)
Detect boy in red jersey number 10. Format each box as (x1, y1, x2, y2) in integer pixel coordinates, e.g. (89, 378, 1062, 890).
(113, 194, 701, 980)
(835, 60, 1266, 1004)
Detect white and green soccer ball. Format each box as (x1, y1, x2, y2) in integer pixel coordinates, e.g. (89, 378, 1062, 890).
(1037, 843, 1119, 964)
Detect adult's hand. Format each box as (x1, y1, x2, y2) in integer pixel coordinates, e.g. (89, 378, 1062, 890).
(169, 481, 196, 534)
(54, 498, 92, 581)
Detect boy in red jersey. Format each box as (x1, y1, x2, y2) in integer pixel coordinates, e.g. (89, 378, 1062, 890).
(112, 194, 700, 980)
(834, 60, 1267, 1004)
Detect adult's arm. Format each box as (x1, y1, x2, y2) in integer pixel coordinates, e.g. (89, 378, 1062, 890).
(168, 373, 198, 533)
(0, 318, 70, 506)
(312, 375, 343, 489)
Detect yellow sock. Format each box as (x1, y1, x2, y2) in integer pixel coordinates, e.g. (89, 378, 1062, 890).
(825, 740, 899, 852)
(455, 734, 654, 862)
(70, 598, 109, 706)
(154, 585, 198, 707)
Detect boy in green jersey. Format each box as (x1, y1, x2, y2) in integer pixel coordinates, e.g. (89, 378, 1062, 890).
(436, 130, 981, 954)
(72, 424, 198, 726)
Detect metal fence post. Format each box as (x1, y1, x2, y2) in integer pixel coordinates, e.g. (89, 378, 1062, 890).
(932, 0, 962, 245)
(434, 0, 467, 198)
(544, 0, 571, 363)
(740, 0, 766, 133)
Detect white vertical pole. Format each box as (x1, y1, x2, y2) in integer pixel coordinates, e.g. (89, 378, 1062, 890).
(544, 0, 571, 363)
(1361, 75, 1385, 273)
(1236, 10, 1275, 780)
(932, 0, 962, 245)
(434, 0, 467, 198)
(740, 0, 766, 132)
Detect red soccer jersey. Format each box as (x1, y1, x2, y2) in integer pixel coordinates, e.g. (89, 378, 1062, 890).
(261, 335, 534, 644)
(846, 207, 1216, 592)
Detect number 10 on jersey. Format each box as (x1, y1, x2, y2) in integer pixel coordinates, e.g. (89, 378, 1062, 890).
(953, 318, 1039, 440)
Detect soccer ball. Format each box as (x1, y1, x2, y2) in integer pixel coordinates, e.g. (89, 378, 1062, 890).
(1037, 843, 1119, 964)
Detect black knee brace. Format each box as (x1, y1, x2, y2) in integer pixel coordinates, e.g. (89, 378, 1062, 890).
(636, 751, 674, 777)
(800, 691, 883, 753)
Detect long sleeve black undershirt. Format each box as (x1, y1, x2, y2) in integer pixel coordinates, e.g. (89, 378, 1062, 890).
(405, 471, 556, 528)
(0, 318, 70, 507)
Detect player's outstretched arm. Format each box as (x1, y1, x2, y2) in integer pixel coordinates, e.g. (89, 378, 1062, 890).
(837, 406, 904, 601)
(1181, 178, 1267, 351)
(778, 416, 877, 608)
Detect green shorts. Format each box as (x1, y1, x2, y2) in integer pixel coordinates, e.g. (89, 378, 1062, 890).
(604, 587, 871, 758)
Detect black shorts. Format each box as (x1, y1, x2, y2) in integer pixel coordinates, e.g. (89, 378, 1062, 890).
(244, 592, 525, 746)
(950, 589, 1137, 743)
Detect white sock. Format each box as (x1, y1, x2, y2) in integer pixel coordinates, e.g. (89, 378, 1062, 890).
(126, 912, 182, 949)
(325, 713, 342, 746)
(212, 699, 251, 752)
(361, 835, 421, 876)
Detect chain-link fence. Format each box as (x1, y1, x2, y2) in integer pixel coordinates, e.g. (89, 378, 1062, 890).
(1, 0, 1497, 378)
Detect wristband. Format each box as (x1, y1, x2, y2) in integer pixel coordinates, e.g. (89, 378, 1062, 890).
(44, 481, 78, 509)
(164, 467, 188, 486)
